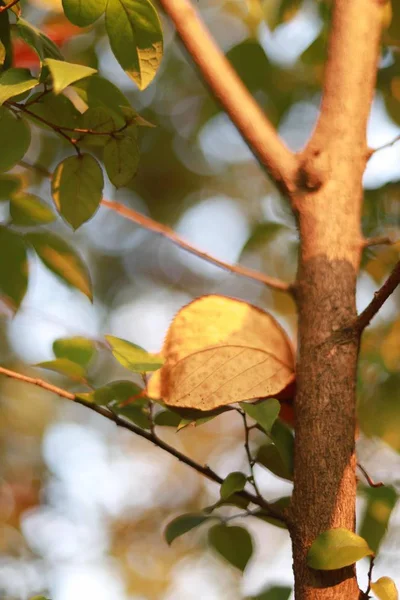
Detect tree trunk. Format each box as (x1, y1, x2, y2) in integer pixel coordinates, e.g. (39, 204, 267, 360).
(289, 0, 383, 597)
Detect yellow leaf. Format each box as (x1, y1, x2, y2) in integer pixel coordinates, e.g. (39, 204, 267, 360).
(147, 295, 295, 411)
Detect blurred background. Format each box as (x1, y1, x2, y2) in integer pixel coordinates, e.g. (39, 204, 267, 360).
(1, 0, 400, 598)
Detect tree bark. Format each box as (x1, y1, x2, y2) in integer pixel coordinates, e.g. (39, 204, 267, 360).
(289, 0, 384, 597)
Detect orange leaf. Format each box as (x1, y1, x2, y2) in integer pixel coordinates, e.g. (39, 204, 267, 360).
(147, 295, 295, 412)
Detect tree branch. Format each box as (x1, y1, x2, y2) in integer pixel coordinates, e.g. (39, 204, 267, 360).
(18, 161, 292, 293)
(355, 260, 400, 331)
(101, 199, 292, 293)
(0, 365, 286, 522)
(0, 0, 19, 14)
(157, 0, 298, 194)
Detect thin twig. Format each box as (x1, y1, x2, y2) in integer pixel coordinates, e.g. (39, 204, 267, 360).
(368, 134, 400, 156)
(0, 0, 19, 14)
(239, 410, 264, 502)
(0, 365, 286, 521)
(357, 463, 384, 488)
(364, 555, 375, 598)
(362, 235, 395, 248)
(355, 261, 400, 332)
(18, 160, 292, 293)
(157, 0, 298, 194)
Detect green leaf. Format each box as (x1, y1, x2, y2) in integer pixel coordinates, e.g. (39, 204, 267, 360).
(103, 126, 140, 187)
(78, 107, 116, 147)
(15, 18, 64, 62)
(371, 577, 398, 600)
(77, 380, 144, 406)
(44, 58, 97, 94)
(25, 230, 92, 299)
(53, 336, 96, 367)
(0, 174, 22, 200)
(62, 0, 107, 26)
(73, 75, 131, 126)
(208, 524, 253, 571)
(256, 443, 293, 481)
(29, 596, 51, 600)
(0, 107, 30, 172)
(269, 419, 294, 476)
(246, 585, 292, 600)
(253, 497, 290, 530)
(0, 68, 38, 105)
(25, 91, 80, 133)
(119, 105, 155, 128)
(0, 226, 28, 312)
(35, 358, 87, 381)
(165, 513, 212, 545)
(117, 402, 151, 429)
(105, 0, 163, 90)
(240, 399, 280, 434)
(220, 472, 247, 500)
(51, 154, 103, 229)
(154, 409, 181, 427)
(105, 335, 164, 372)
(10, 193, 56, 226)
(359, 486, 397, 553)
(307, 528, 373, 570)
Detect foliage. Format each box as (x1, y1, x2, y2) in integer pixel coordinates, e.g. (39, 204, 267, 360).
(0, 0, 399, 598)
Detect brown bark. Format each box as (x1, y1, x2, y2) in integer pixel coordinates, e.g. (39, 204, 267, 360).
(289, 0, 384, 597)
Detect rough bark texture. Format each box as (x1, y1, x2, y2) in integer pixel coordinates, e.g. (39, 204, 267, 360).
(289, 0, 383, 597)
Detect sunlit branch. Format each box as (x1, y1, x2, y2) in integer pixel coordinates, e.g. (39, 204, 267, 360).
(355, 260, 400, 331)
(0, 0, 20, 14)
(18, 161, 293, 294)
(157, 0, 298, 194)
(0, 365, 286, 522)
(101, 199, 293, 293)
(362, 235, 395, 248)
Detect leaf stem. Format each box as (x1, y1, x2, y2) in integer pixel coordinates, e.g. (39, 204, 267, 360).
(354, 260, 400, 331)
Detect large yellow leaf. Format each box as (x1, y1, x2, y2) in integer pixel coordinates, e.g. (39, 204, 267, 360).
(147, 295, 295, 411)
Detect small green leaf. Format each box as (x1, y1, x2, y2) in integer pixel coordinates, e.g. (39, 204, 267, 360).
(253, 497, 290, 530)
(78, 107, 116, 147)
(307, 528, 373, 570)
(44, 58, 97, 94)
(15, 18, 64, 62)
(220, 472, 247, 500)
(78, 380, 144, 406)
(51, 154, 103, 229)
(0, 174, 22, 200)
(105, 0, 163, 90)
(119, 105, 155, 128)
(269, 419, 294, 476)
(371, 576, 398, 600)
(165, 513, 212, 545)
(0, 68, 39, 105)
(73, 75, 131, 126)
(208, 524, 253, 571)
(25, 230, 92, 299)
(105, 335, 164, 372)
(62, 0, 107, 26)
(256, 443, 292, 481)
(0, 226, 28, 312)
(359, 486, 397, 554)
(25, 91, 80, 133)
(103, 126, 140, 188)
(117, 403, 151, 429)
(154, 409, 181, 427)
(240, 399, 280, 434)
(246, 585, 292, 600)
(10, 193, 56, 226)
(0, 107, 30, 172)
(35, 358, 87, 381)
(53, 336, 96, 367)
